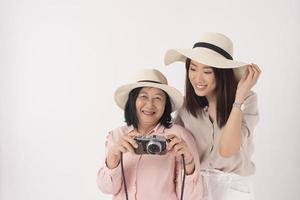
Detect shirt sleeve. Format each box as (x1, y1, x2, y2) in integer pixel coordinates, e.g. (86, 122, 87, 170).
(174, 126, 204, 199)
(96, 131, 123, 195)
(241, 91, 259, 142)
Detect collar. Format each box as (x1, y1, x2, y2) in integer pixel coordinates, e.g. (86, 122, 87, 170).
(203, 106, 209, 112)
(127, 123, 165, 135)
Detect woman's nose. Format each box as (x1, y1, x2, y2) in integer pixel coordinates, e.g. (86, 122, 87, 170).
(193, 72, 204, 82)
(145, 98, 155, 108)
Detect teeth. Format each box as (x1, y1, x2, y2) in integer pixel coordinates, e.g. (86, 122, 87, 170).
(142, 111, 155, 115)
(196, 85, 206, 89)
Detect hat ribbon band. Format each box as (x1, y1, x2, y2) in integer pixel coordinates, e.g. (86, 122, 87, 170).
(193, 42, 233, 60)
(138, 80, 162, 84)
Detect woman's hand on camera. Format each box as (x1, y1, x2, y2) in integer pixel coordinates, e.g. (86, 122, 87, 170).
(167, 134, 195, 175)
(236, 63, 261, 103)
(106, 131, 139, 169)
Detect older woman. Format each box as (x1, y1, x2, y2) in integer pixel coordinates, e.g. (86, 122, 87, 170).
(97, 69, 203, 200)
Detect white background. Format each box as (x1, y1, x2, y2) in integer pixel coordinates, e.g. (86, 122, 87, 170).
(1, 0, 299, 199)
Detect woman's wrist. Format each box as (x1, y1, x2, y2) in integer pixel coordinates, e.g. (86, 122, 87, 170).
(185, 157, 194, 166)
(235, 90, 248, 103)
(185, 162, 195, 175)
(106, 151, 121, 169)
(235, 96, 245, 104)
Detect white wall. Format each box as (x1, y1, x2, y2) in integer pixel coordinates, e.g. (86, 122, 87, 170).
(1, 0, 299, 199)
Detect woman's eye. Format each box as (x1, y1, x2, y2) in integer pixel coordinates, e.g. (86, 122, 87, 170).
(204, 71, 213, 74)
(139, 95, 148, 99)
(154, 97, 162, 101)
(189, 67, 196, 71)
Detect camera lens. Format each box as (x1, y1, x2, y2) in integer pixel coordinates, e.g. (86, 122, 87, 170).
(147, 141, 162, 154)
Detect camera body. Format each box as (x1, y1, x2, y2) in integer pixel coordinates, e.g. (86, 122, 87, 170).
(134, 135, 167, 155)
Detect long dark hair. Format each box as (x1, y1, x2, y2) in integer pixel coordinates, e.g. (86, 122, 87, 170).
(185, 58, 238, 128)
(124, 87, 173, 129)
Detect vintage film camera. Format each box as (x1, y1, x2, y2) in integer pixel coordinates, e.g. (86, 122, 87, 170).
(134, 135, 168, 155)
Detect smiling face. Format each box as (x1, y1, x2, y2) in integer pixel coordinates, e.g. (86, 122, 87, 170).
(135, 87, 166, 130)
(188, 60, 217, 98)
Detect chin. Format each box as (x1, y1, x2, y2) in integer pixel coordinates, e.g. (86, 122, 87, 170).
(141, 118, 158, 124)
(195, 91, 207, 97)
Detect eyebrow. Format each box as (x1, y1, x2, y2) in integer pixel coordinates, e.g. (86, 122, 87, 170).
(139, 90, 165, 97)
(190, 62, 212, 69)
(155, 93, 165, 97)
(190, 62, 197, 67)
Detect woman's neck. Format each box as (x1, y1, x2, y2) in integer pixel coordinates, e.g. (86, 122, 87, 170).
(137, 124, 157, 135)
(206, 93, 217, 122)
(206, 93, 217, 108)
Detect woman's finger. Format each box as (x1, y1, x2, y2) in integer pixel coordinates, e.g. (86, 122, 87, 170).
(166, 134, 176, 140)
(174, 143, 184, 151)
(128, 130, 141, 137)
(176, 149, 187, 155)
(120, 145, 128, 153)
(252, 68, 260, 83)
(244, 65, 258, 87)
(168, 136, 181, 150)
(252, 63, 261, 73)
(123, 135, 138, 148)
(120, 139, 135, 153)
(246, 65, 255, 82)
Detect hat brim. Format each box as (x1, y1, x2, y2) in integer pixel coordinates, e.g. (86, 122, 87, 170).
(164, 48, 249, 80)
(114, 82, 183, 112)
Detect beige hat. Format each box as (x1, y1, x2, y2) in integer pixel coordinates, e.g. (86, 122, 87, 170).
(114, 69, 183, 111)
(164, 32, 249, 80)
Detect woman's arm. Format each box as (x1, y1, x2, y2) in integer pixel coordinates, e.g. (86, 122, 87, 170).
(97, 131, 123, 194)
(171, 126, 204, 199)
(97, 130, 139, 194)
(219, 64, 261, 157)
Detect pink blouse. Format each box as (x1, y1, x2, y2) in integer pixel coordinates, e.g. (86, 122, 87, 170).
(97, 124, 203, 200)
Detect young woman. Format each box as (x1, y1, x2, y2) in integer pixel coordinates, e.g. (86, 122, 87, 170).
(97, 69, 203, 200)
(164, 32, 261, 200)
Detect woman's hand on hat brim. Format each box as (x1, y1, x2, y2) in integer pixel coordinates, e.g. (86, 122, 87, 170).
(235, 63, 261, 103)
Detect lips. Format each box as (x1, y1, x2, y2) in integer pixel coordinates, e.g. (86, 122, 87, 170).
(195, 84, 207, 91)
(196, 85, 206, 88)
(142, 110, 155, 116)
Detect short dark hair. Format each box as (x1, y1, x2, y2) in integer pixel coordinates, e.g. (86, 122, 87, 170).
(185, 58, 237, 128)
(124, 87, 173, 129)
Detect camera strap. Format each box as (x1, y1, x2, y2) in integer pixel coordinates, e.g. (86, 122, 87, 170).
(120, 152, 129, 200)
(180, 154, 186, 200)
(120, 153, 187, 200)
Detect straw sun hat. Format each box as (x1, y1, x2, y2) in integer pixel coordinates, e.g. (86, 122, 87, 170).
(164, 32, 249, 80)
(114, 69, 183, 112)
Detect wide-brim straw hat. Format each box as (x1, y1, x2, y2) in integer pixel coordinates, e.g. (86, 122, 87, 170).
(164, 32, 249, 80)
(114, 69, 183, 111)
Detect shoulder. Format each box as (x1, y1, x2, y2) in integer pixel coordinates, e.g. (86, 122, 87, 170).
(176, 103, 203, 122)
(168, 124, 187, 132)
(176, 104, 190, 118)
(167, 124, 195, 140)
